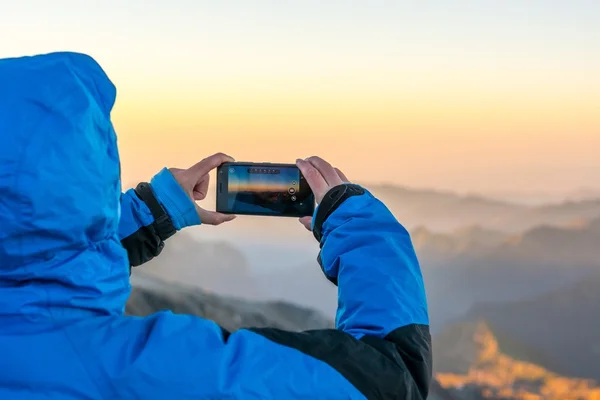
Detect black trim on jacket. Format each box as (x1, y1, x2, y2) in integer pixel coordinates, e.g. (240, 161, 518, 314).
(121, 183, 177, 270)
(248, 324, 432, 400)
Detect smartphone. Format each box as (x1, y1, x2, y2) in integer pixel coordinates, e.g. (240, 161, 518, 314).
(216, 162, 315, 217)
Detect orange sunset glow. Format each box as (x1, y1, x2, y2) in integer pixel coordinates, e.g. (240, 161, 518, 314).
(2, 1, 598, 199)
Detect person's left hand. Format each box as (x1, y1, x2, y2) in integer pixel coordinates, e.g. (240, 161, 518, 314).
(169, 152, 236, 226)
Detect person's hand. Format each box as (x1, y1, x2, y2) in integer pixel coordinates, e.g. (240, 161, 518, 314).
(169, 152, 236, 226)
(296, 156, 349, 231)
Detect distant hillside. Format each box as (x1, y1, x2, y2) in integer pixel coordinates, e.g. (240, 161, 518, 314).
(413, 216, 600, 267)
(458, 273, 600, 381)
(412, 225, 508, 260)
(428, 380, 469, 400)
(566, 187, 600, 202)
(136, 231, 266, 301)
(494, 216, 600, 266)
(433, 321, 600, 400)
(369, 185, 600, 233)
(127, 272, 333, 332)
(137, 229, 339, 317)
(414, 218, 600, 329)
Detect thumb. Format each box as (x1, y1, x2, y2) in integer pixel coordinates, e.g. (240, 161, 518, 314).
(298, 216, 312, 231)
(198, 208, 236, 226)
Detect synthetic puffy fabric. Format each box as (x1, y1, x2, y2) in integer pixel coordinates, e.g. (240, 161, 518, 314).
(121, 181, 178, 268)
(0, 52, 129, 318)
(150, 168, 201, 229)
(119, 189, 155, 240)
(318, 191, 430, 339)
(0, 52, 431, 399)
(119, 164, 200, 267)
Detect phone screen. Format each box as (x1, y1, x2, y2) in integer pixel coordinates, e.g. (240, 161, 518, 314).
(216, 163, 315, 217)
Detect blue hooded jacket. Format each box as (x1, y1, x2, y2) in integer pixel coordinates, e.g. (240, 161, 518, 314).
(0, 52, 431, 399)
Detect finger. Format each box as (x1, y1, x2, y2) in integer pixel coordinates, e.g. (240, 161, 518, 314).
(334, 167, 349, 182)
(197, 208, 236, 226)
(306, 156, 343, 187)
(190, 152, 235, 176)
(296, 158, 328, 203)
(192, 174, 210, 201)
(298, 216, 312, 231)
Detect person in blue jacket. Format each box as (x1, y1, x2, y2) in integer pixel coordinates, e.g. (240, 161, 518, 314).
(0, 52, 431, 400)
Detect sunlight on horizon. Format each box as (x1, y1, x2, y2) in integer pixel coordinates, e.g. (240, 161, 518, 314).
(1, 0, 599, 197)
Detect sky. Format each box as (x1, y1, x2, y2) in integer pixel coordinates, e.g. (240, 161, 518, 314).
(1, 0, 599, 198)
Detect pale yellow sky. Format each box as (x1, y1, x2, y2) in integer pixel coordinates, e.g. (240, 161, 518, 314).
(2, 1, 599, 196)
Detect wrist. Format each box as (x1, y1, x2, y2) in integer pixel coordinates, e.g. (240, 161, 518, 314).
(312, 184, 367, 244)
(150, 168, 201, 229)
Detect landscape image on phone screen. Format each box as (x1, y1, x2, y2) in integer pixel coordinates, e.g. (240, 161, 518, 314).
(227, 165, 313, 216)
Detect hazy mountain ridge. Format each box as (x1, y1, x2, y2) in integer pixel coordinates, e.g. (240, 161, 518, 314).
(416, 217, 600, 329)
(433, 321, 600, 400)
(413, 216, 600, 267)
(368, 184, 600, 233)
(138, 231, 265, 301)
(457, 273, 600, 381)
(126, 272, 333, 332)
(494, 217, 600, 266)
(412, 225, 508, 258)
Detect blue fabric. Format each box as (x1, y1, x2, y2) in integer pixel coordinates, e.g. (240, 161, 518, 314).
(118, 168, 200, 241)
(320, 190, 429, 339)
(0, 52, 366, 399)
(151, 167, 201, 229)
(0, 52, 130, 319)
(118, 189, 155, 239)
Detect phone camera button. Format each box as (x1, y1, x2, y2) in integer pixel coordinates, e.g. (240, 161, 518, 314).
(288, 187, 296, 194)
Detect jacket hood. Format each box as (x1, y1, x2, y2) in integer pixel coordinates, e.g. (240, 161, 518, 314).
(0, 52, 130, 319)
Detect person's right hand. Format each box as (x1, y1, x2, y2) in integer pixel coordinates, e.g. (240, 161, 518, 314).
(169, 152, 237, 226)
(296, 156, 349, 231)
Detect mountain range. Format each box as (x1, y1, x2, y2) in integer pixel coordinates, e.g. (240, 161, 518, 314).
(367, 185, 600, 233)
(127, 272, 332, 332)
(414, 217, 600, 329)
(456, 272, 600, 382)
(412, 216, 600, 267)
(433, 321, 600, 400)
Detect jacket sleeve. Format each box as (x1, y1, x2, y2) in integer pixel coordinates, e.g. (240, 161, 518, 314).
(251, 188, 431, 399)
(91, 187, 431, 400)
(119, 168, 200, 267)
(315, 188, 432, 397)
